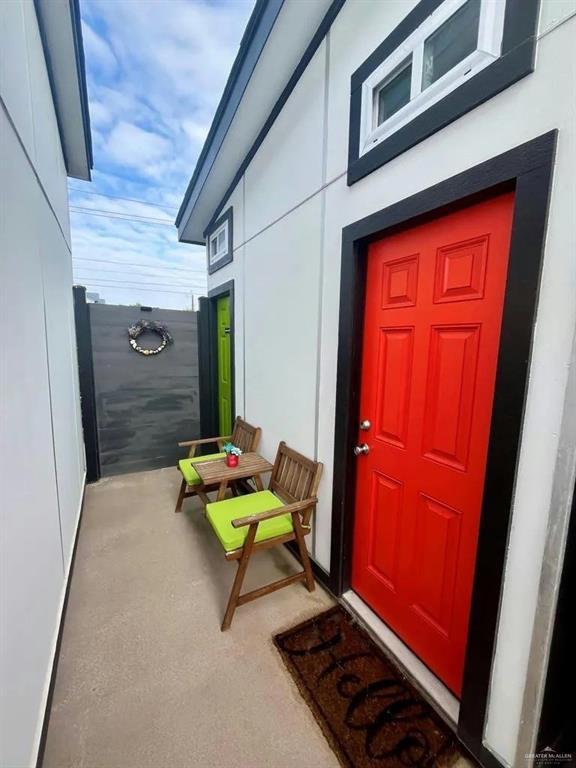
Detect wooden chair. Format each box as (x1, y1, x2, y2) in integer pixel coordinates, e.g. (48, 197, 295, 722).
(205, 442, 323, 630)
(174, 417, 261, 512)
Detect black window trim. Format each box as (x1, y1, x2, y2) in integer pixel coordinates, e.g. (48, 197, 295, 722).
(206, 206, 234, 275)
(348, 0, 540, 186)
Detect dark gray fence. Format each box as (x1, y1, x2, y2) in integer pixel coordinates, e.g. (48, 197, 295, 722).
(88, 304, 200, 476)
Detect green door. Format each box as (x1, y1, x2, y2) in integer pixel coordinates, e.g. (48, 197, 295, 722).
(216, 295, 232, 435)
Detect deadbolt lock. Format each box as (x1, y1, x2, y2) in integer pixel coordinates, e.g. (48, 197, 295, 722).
(360, 419, 371, 431)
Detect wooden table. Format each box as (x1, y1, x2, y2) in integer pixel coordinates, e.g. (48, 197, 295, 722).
(191, 452, 274, 502)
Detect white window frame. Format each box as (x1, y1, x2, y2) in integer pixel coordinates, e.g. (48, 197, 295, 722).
(208, 220, 229, 267)
(359, 0, 507, 157)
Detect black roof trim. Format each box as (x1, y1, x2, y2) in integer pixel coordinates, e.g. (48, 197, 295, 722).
(201, 0, 346, 239)
(70, 0, 93, 171)
(175, 0, 281, 227)
(33, 0, 93, 177)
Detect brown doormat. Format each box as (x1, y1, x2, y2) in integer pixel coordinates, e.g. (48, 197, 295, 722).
(274, 605, 464, 768)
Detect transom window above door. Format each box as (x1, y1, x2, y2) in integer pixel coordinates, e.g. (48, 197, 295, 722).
(360, 0, 505, 156)
(347, 0, 539, 186)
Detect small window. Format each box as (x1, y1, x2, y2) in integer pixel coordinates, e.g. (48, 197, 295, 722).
(206, 207, 233, 274)
(209, 223, 228, 265)
(422, 0, 481, 90)
(375, 58, 412, 126)
(358, 0, 506, 157)
(348, 0, 538, 185)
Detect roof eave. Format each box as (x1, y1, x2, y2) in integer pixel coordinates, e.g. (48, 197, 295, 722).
(175, 0, 284, 236)
(35, 0, 93, 181)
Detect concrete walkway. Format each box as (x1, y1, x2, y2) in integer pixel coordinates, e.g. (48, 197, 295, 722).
(42, 467, 338, 768)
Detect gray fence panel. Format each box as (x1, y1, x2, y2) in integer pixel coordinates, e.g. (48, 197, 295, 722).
(89, 304, 200, 476)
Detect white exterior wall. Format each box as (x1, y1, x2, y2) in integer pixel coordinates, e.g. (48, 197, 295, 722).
(0, 2, 86, 766)
(207, 1, 576, 764)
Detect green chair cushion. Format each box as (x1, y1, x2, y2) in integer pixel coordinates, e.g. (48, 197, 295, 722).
(206, 491, 292, 552)
(178, 453, 226, 486)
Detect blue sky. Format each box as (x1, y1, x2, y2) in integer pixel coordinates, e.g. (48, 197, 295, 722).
(70, 0, 254, 309)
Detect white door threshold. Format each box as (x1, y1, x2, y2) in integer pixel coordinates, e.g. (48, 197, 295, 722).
(341, 590, 460, 728)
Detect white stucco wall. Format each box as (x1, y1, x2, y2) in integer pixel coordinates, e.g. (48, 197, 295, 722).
(206, 0, 575, 763)
(0, 2, 86, 766)
(244, 197, 323, 460)
(244, 45, 327, 238)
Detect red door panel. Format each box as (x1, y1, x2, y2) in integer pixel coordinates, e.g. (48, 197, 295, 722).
(351, 192, 515, 695)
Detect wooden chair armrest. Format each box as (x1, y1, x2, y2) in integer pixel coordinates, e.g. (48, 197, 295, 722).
(231, 498, 318, 528)
(178, 435, 232, 448)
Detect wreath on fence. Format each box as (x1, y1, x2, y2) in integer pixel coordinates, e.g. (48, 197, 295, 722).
(127, 319, 173, 356)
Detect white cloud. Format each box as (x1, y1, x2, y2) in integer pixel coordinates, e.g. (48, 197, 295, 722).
(81, 21, 118, 77)
(70, 208, 207, 310)
(182, 119, 209, 145)
(105, 121, 171, 170)
(71, 0, 255, 308)
(88, 100, 112, 127)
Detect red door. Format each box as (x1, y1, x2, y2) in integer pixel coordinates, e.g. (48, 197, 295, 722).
(351, 192, 515, 695)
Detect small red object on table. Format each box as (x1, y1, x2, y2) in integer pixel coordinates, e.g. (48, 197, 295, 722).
(191, 452, 274, 503)
(226, 454, 239, 468)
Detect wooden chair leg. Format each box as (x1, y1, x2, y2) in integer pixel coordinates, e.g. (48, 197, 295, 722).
(174, 479, 187, 513)
(292, 513, 315, 592)
(196, 488, 210, 509)
(221, 524, 257, 631)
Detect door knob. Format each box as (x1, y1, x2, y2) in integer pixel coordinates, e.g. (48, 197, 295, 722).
(354, 443, 370, 456)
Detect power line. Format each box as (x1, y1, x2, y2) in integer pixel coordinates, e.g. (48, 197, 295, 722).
(68, 186, 179, 210)
(76, 277, 199, 290)
(74, 276, 205, 289)
(75, 278, 203, 291)
(75, 272, 204, 288)
(71, 206, 172, 223)
(76, 282, 198, 296)
(70, 208, 174, 226)
(73, 256, 204, 274)
(72, 205, 172, 223)
(74, 266, 204, 280)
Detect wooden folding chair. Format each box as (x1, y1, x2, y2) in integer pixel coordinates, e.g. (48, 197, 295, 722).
(205, 442, 323, 630)
(174, 417, 261, 512)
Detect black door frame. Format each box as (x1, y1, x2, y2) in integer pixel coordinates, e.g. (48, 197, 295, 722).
(198, 280, 236, 439)
(329, 131, 557, 767)
(72, 286, 100, 482)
